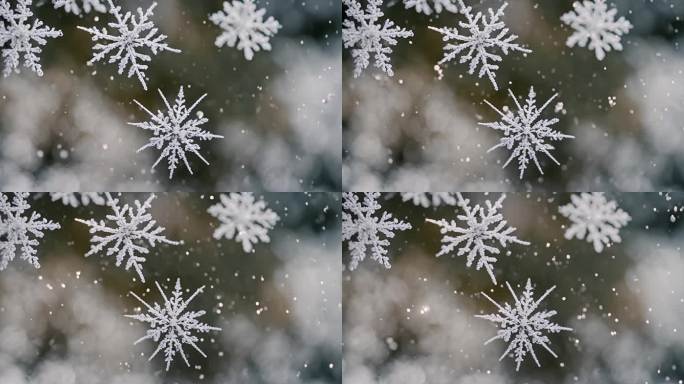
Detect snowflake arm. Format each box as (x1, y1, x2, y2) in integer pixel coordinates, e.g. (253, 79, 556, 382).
(403, 0, 459, 15)
(401, 192, 458, 208)
(50, 192, 106, 207)
(53, 0, 106, 15)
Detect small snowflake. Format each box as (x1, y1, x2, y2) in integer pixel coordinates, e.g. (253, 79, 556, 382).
(0, 0, 63, 77)
(476, 279, 573, 371)
(343, 0, 414, 78)
(207, 193, 280, 253)
(426, 193, 528, 285)
(0, 193, 60, 271)
(209, 0, 281, 61)
(401, 192, 458, 208)
(130, 86, 224, 179)
(75, 193, 179, 282)
(52, 0, 106, 15)
(558, 192, 631, 253)
(50, 192, 106, 207)
(561, 0, 632, 61)
(403, 0, 459, 15)
(126, 279, 221, 371)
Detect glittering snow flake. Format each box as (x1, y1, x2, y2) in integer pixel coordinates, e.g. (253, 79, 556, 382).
(126, 279, 221, 371)
(342, 0, 414, 78)
(0, 0, 62, 77)
(558, 192, 631, 253)
(207, 193, 280, 253)
(50, 192, 106, 207)
(209, 0, 281, 61)
(401, 192, 458, 208)
(343, 192, 412, 271)
(476, 279, 573, 371)
(561, 0, 632, 61)
(403, 0, 459, 15)
(52, 0, 106, 15)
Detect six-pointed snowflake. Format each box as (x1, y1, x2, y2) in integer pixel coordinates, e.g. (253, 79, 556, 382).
(401, 192, 458, 208)
(52, 0, 106, 15)
(126, 279, 221, 371)
(50, 192, 106, 207)
(476, 279, 573, 371)
(559, 192, 631, 253)
(207, 193, 280, 253)
(403, 0, 459, 15)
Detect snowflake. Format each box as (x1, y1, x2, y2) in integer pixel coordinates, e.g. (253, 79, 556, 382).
(481, 87, 574, 179)
(75, 193, 179, 282)
(342, 0, 414, 78)
(429, 2, 530, 90)
(343, 192, 412, 271)
(400, 192, 458, 208)
(130, 86, 224, 179)
(0, 193, 60, 271)
(426, 193, 528, 285)
(126, 279, 221, 371)
(77, 0, 181, 90)
(0, 0, 62, 77)
(476, 279, 573, 371)
(52, 0, 106, 15)
(403, 0, 459, 15)
(207, 193, 280, 253)
(50, 192, 106, 207)
(209, 0, 281, 61)
(558, 193, 631, 253)
(561, 0, 632, 61)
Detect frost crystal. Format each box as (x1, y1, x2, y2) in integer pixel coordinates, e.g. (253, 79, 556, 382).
(481, 87, 574, 179)
(209, 0, 281, 61)
(403, 0, 459, 15)
(401, 192, 458, 208)
(77, 0, 181, 90)
(207, 193, 280, 253)
(476, 279, 573, 371)
(130, 86, 224, 179)
(426, 193, 528, 284)
(0, 0, 62, 77)
(343, 192, 412, 271)
(561, 0, 632, 61)
(126, 279, 221, 371)
(342, 0, 414, 78)
(559, 192, 631, 253)
(75, 193, 179, 282)
(50, 192, 106, 207)
(52, 0, 106, 15)
(429, 2, 530, 90)
(0, 193, 60, 270)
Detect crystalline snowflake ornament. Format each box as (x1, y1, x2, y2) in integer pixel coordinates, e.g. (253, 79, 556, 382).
(481, 87, 574, 179)
(50, 192, 106, 207)
(401, 192, 458, 208)
(52, 0, 106, 15)
(426, 193, 528, 285)
(343, 192, 412, 271)
(403, 0, 459, 15)
(559, 192, 631, 253)
(342, 0, 414, 78)
(126, 279, 221, 371)
(209, 0, 281, 61)
(561, 0, 632, 61)
(207, 193, 280, 253)
(0, 0, 63, 77)
(476, 279, 573, 371)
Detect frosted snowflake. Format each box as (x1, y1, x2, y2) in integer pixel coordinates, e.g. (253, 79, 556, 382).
(77, 0, 181, 90)
(343, 192, 412, 271)
(130, 86, 224, 179)
(52, 0, 106, 15)
(75, 193, 179, 282)
(561, 0, 632, 61)
(207, 193, 280, 253)
(126, 279, 221, 371)
(400, 192, 458, 208)
(0, 193, 60, 271)
(481, 87, 574, 179)
(50, 192, 106, 207)
(209, 0, 281, 61)
(429, 2, 530, 90)
(0, 0, 62, 77)
(426, 193, 528, 285)
(342, 0, 414, 78)
(476, 279, 573, 371)
(558, 192, 631, 253)
(403, 0, 459, 15)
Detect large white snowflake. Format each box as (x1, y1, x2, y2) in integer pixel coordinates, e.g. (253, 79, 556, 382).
(207, 193, 280, 253)
(130, 86, 224, 179)
(126, 279, 221, 371)
(209, 0, 281, 61)
(52, 0, 106, 15)
(426, 193, 528, 285)
(75, 193, 179, 282)
(342, 0, 414, 78)
(481, 87, 574, 179)
(50, 192, 106, 207)
(0, 0, 62, 77)
(343, 192, 412, 271)
(0, 193, 60, 271)
(403, 0, 459, 15)
(77, 0, 181, 90)
(558, 192, 631, 253)
(429, 2, 530, 90)
(476, 279, 573, 371)
(561, 0, 632, 61)
(400, 192, 458, 208)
